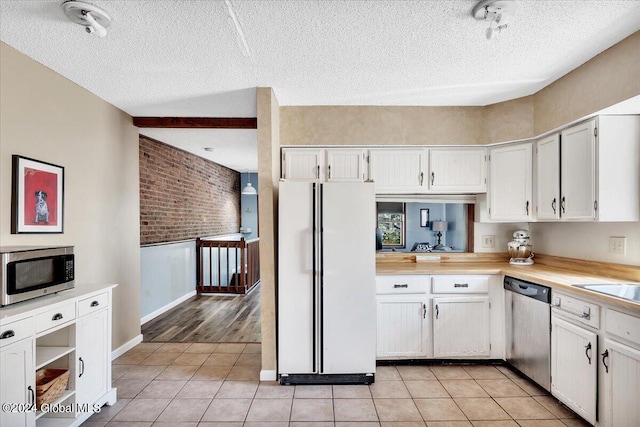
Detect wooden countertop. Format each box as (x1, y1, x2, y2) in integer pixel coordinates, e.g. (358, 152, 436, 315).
(376, 254, 640, 312)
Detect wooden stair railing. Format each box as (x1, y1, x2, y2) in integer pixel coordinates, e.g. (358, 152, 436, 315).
(196, 237, 260, 294)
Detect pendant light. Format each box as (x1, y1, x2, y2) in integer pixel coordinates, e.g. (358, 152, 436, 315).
(241, 172, 257, 195)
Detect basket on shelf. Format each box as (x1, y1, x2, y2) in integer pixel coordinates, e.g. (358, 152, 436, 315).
(35, 368, 69, 410)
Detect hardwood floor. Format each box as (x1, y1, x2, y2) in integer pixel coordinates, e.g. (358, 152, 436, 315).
(142, 284, 261, 343)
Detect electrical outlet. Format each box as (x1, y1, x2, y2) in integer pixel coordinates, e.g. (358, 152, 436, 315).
(609, 237, 626, 255)
(482, 235, 495, 248)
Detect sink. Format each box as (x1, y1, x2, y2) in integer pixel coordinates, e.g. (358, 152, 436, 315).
(573, 284, 640, 303)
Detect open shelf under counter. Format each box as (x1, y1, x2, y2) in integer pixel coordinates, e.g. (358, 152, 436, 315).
(35, 390, 75, 421)
(36, 347, 75, 370)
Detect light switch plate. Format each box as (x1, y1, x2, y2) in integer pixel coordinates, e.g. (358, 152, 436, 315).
(609, 237, 626, 255)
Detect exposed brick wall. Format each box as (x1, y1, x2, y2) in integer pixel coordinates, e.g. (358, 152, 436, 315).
(139, 135, 240, 245)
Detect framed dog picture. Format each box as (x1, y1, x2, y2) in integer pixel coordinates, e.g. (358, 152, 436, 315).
(11, 155, 64, 234)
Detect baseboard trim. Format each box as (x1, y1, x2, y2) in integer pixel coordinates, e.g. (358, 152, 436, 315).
(112, 334, 143, 360)
(140, 290, 197, 325)
(260, 370, 277, 381)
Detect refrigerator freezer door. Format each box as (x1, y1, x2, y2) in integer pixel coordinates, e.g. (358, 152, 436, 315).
(278, 181, 316, 374)
(321, 182, 376, 374)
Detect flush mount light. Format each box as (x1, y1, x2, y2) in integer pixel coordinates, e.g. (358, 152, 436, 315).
(62, 1, 111, 38)
(472, 0, 518, 39)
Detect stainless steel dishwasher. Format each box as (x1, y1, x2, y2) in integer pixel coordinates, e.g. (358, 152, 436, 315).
(504, 276, 551, 391)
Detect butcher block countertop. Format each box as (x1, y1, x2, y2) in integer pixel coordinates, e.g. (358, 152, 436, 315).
(376, 252, 640, 312)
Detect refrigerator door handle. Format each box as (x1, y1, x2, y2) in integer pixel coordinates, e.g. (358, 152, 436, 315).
(319, 183, 325, 373)
(312, 183, 317, 372)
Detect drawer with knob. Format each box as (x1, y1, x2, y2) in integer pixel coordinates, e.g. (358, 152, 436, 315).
(35, 302, 76, 334)
(551, 291, 600, 330)
(376, 275, 429, 294)
(0, 317, 34, 348)
(432, 275, 490, 294)
(78, 292, 109, 317)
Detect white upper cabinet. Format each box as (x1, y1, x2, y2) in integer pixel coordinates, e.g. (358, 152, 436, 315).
(594, 116, 640, 221)
(326, 149, 366, 182)
(428, 148, 487, 193)
(537, 116, 640, 222)
(282, 148, 325, 181)
(535, 134, 560, 220)
(368, 148, 428, 193)
(560, 121, 596, 220)
(488, 142, 533, 221)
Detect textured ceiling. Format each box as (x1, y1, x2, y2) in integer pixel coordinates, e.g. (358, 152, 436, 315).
(2, 0, 640, 171)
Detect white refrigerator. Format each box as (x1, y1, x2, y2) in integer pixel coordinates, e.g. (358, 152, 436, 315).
(278, 181, 376, 384)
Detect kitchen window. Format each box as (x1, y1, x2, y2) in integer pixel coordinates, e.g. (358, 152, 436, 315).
(377, 203, 405, 248)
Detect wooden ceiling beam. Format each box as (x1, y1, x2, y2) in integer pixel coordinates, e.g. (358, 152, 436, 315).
(133, 117, 257, 129)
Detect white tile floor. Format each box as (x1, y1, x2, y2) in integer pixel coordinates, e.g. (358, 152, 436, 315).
(83, 342, 591, 427)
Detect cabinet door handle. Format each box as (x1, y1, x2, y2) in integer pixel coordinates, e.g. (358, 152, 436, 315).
(435, 304, 439, 319)
(327, 165, 331, 179)
(52, 313, 63, 321)
(393, 284, 408, 288)
(316, 165, 320, 179)
(601, 350, 609, 373)
(454, 283, 469, 288)
(79, 357, 85, 378)
(551, 198, 557, 214)
(585, 342, 592, 364)
(561, 196, 566, 213)
(28, 386, 35, 407)
(0, 330, 15, 339)
(525, 201, 530, 216)
(423, 303, 427, 319)
(431, 172, 435, 185)
(419, 172, 424, 186)
(90, 300, 100, 307)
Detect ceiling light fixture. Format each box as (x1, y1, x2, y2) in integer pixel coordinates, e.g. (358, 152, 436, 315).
(472, 0, 517, 40)
(204, 147, 215, 152)
(241, 172, 257, 195)
(62, 1, 111, 38)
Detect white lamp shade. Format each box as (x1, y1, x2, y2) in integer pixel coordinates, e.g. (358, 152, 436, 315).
(241, 182, 257, 195)
(432, 221, 448, 232)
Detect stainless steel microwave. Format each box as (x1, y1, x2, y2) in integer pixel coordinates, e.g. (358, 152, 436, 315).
(0, 246, 74, 307)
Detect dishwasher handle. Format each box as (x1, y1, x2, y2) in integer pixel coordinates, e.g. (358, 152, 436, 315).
(504, 277, 551, 303)
(514, 283, 538, 296)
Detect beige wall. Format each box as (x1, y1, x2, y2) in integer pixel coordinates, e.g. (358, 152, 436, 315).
(280, 106, 484, 146)
(257, 87, 280, 376)
(534, 31, 640, 134)
(0, 42, 141, 350)
(481, 96, 535, 144)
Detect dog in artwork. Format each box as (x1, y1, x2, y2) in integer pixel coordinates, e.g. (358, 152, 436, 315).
(34, 190, 50, 224)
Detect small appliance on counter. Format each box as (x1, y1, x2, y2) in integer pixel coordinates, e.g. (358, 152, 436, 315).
(507, 230, 534, 265)
(0, 246, 75, 306)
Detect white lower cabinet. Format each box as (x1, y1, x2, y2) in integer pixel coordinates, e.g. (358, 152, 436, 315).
(0, 340, 36, 427)
(601, 338, 640, 426)
(0, 285, 115, 427)
(75, 309, 108, 409)
(376, 296, 428, 358)
(432, 296, 490, 358)
(551, 314, 597, 424)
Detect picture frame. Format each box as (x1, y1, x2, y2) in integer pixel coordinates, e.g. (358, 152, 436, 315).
(420, 208, 430, 227)
(11, 155, 64, 234)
